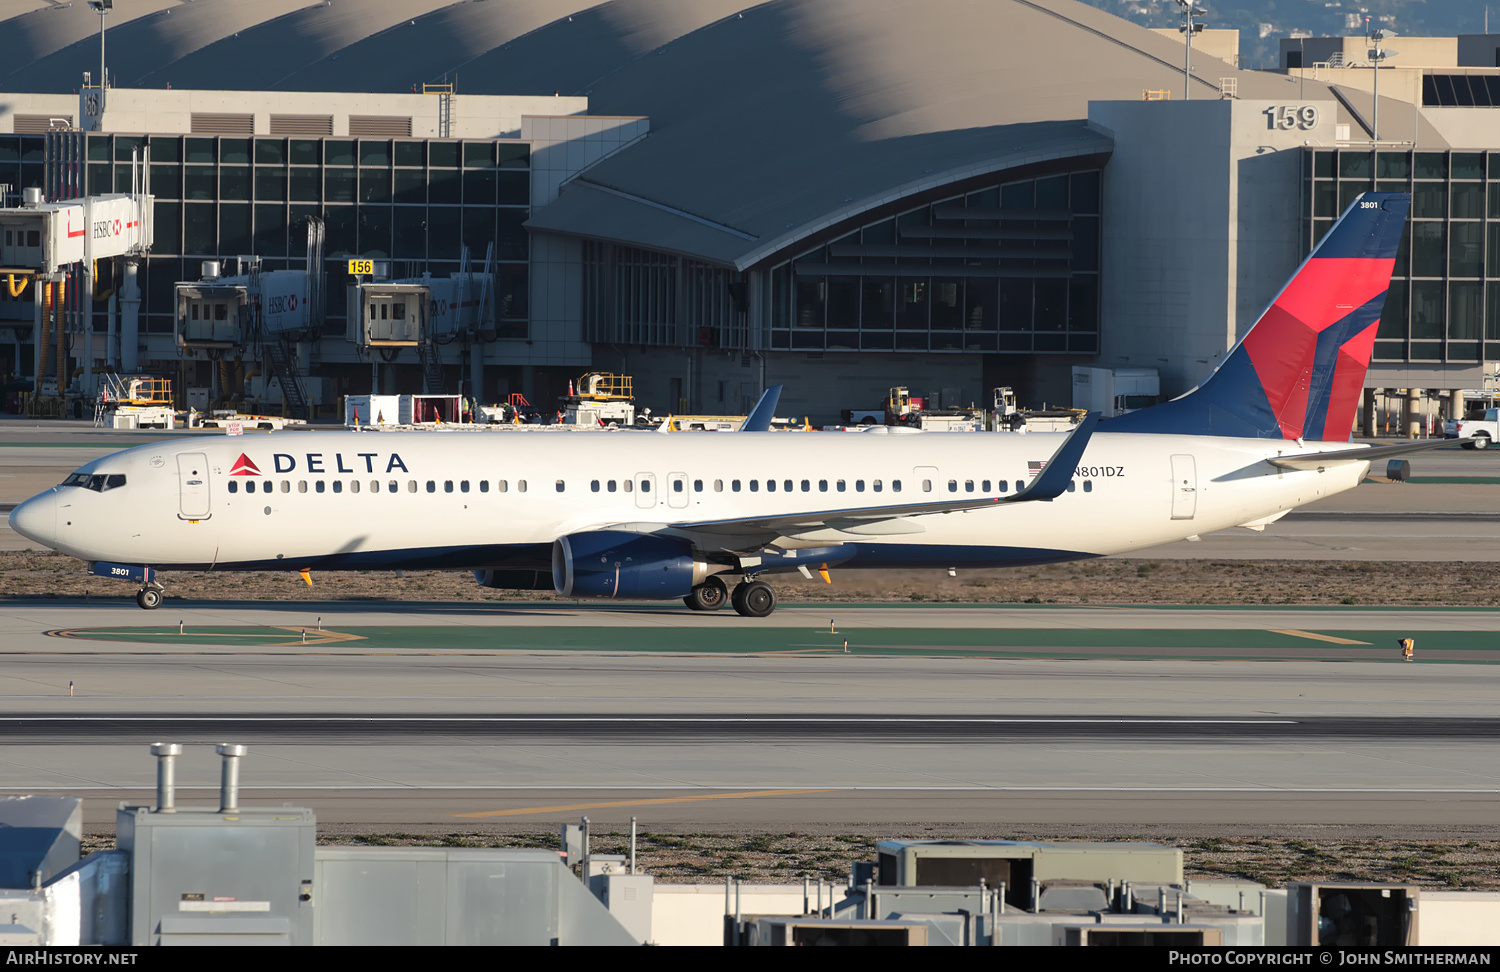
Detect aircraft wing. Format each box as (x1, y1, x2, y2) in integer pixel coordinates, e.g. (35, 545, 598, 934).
(1268, 437, 1469, 470)
(609, 412, 1099, 544)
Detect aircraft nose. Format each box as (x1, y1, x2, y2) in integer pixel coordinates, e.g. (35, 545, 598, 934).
(8, 492, 57, 548)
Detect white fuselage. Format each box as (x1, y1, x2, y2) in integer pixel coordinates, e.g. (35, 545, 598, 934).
(12, 428, 1367, 574)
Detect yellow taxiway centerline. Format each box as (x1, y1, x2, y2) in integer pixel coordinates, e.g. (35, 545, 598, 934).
(452, 788, 843, 818)
(1268, 629, 1372, 646)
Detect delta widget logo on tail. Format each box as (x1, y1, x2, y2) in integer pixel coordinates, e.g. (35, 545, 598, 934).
(228, 454, 262, 477)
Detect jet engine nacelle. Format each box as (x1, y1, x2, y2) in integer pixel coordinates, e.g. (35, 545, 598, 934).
(473, 568, 553, 591)
(552, 530, 713, 599)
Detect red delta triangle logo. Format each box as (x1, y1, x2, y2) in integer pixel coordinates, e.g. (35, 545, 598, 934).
(229, 454, 262, 477)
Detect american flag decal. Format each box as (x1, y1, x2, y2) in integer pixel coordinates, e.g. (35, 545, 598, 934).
(1027, 460, 1046, 478)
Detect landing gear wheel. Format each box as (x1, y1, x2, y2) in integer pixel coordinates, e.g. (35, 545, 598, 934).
(732, 580, 777, 618)
(136, 586, 163, 610)
(683, 576, 729, 611)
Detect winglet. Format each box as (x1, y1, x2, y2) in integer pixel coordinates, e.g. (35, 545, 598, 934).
(739, 385, 783, 432)
(1014, 412, 1099, 502)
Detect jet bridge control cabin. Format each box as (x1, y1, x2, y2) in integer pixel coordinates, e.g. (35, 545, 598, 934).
(348, 283, 426, 348)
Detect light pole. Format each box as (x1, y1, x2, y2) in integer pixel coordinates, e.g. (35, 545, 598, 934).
(87, 1, 112, 116)
(1366, 20, 1398, 145)
(1175, 1, 1207, 101)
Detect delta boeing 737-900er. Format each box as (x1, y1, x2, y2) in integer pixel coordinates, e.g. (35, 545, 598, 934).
(9, 192, 1455, 617)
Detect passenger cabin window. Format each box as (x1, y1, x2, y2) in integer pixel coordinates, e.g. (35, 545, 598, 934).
(922, 480, 932, 492)
(316, 481, 326, 493)
(299, 481, 308, 493)
(783, 480, 793, 492)
(497, 481, 508, 492)
(732, 480, 741, 492)
(948, 480, 957, 492)
(1066, 481, 1076, 493)
(607, 480, 616, 492)
(623, 480, 632, 492)
(801, 480, 810, 492)
(694, 480, 703, 492)
(333, 481, 343, 494)
(460, 480, 470, 493)
(282, 481, 291, 493)
(856, 480, 865, 492)
(837, 480, 846, 492)
(408, 481, 418, 493)
(556, 480, 566, 492)
(965, 480, 974, 493)
(228, 481, 238, 494)
(893, 480, 902, 492)
(350, 480, 361, 494)
(426, 481, 436, 493)
(591, 480, 601, 493)
(1083, 481, 1093, 492)
(819, 480, 828, 491)
(750, 480, 759, 492)
(714, 480, 723, 492)
(673, 480, 683, 493)
(873, 480, 882, 492)
(766, 480, 775, 492)
(444, 481, 453, 493)
(479, 481, 489, 493)
(518, 481, 527, 492)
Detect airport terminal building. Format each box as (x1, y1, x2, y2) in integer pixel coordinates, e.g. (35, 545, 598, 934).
(1, 0, 1498, 425)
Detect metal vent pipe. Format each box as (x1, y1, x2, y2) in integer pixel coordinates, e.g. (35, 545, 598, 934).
(149, 742, 181, 813)
(216, 743, 247, 813)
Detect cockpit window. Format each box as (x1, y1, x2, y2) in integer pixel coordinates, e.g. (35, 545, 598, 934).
(61, 472, 126, 491)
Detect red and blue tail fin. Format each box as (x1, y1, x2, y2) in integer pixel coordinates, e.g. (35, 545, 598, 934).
(1104, 192, 1409, 441)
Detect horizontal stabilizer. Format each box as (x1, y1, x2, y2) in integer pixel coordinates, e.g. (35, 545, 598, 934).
(1268, 437, 1467, 470)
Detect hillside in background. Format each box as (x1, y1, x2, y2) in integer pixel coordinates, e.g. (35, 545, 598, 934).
(1081, 0, 1490, 69)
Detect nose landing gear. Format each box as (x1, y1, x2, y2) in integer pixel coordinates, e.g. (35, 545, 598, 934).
(135, 585, 163, 610)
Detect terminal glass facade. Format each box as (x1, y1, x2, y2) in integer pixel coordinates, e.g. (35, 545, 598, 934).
(768, 170, 1101, 353)
(1305, 148, 1500, 364)
(578, 168, 1101, 355)
(0, 132, 531, 340)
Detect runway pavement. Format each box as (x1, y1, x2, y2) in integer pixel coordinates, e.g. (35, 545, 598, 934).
(1, 598, 1498, 836)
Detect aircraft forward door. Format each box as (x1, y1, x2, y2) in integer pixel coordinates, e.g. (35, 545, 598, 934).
(1170, 454, 1197, 520)
(177, 453, 211, 520)
(634, 472, 656, 509)
(913, 466, 939, 493)
(667, 472, 689, 509)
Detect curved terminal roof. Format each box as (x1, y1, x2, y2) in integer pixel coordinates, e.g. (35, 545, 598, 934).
(0, 0, 1395, 268)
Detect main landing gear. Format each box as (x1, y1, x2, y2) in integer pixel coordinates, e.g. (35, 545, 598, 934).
(135, 584, 164, 610)
(730, 579, 777, 618)
(683, 575, 779, 617)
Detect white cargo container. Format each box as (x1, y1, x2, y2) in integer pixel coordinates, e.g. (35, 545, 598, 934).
(344, 395, 404, 427)
(1071, 366, 1161, 417)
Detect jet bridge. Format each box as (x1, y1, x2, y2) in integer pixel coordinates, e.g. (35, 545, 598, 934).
(347, 244, 495, 396)
(0, 173, 154, 407)
(172, 218, 325, 417)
